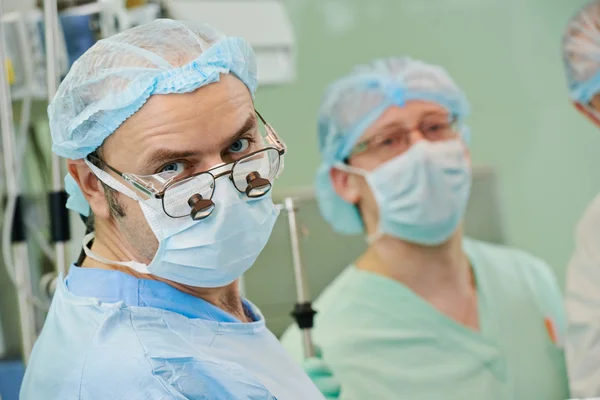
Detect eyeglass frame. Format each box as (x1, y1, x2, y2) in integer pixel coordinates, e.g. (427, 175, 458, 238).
(87, 110, 286, 218)
(346, 114, 460, 159)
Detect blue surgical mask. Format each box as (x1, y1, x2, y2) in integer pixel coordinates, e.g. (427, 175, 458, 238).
(83, 162, 280, 287)
(339, 139, 472, 245)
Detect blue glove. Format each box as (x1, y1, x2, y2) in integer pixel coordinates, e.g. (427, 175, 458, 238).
(302, 347, 341, 399)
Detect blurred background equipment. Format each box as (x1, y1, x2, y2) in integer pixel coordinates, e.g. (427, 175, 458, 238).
(164, 0, 296, 85)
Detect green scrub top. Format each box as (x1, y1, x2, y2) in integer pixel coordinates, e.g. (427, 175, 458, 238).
(280, 238, 569, 400)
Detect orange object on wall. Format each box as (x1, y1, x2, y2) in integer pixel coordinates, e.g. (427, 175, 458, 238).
(126, 0, 147, 8)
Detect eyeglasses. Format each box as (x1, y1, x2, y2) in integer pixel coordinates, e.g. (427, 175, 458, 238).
(88, 111, 286, 220)
(348, 114, 459, 160)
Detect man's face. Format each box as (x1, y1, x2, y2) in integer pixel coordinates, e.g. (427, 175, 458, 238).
(94, 74, 258, 263)
(330, 100, 467, 235)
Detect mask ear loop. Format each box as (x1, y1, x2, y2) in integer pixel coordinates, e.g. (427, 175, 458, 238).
(81, 232, 152, 274)
(333, 162, 385, 244)
(81, 161, 154, 273)
(84, 159, 139, 201)
(366, 231, 383, 245)
(332, 162, 365, 176)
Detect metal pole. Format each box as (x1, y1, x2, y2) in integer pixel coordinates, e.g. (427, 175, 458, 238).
(0, 12, 16, 187)
(44, 0, 59, 101)
(286, 197, 309, 303)
(0, 4, 37, 363)
(284, 197, 316, 359)
(44, 0, 69, 277)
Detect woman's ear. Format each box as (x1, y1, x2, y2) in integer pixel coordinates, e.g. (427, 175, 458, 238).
(67, 159, 110, 219)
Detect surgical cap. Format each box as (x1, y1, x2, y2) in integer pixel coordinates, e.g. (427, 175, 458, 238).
(50, 19, 258, 216)
(315, 56, 470, 235)
(563, 0, 600, 104)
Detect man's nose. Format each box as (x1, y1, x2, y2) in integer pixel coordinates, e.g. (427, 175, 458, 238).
(198, 154, 229, 172)
(408, 129, 426, 146)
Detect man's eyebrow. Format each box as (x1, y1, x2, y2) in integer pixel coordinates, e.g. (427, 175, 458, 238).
(376, 111, 449, 130)
(143, 149, 197, 172)
(421, 110, 450, 118)
(368, 120, 408, 139)
(142, 114, 258, 172)
(224, 114, 258, 146)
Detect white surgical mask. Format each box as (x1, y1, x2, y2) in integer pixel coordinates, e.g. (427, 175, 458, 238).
(84, 161, 280, 287)
(338, 139, 472, 245)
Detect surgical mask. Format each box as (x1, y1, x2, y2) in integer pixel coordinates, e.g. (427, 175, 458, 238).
(339, 139, 471, 245)
(83, 161, 280, 287)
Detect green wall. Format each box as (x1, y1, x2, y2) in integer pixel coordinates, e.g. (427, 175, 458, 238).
(256, 0, 600, 288)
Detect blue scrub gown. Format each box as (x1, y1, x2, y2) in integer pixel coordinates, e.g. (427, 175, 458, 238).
(21, 266, 324, 400)
(280, 238, 569, 399)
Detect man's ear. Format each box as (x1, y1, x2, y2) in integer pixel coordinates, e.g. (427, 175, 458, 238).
(330, 167, 361, 205)
(67, 159, 110, 219)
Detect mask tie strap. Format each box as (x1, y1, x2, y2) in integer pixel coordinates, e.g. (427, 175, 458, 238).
(82, 232, 151, 274)
(333, 162, 367, 176)
(84, 159, 139, 201)
(366, 231, 384, 245)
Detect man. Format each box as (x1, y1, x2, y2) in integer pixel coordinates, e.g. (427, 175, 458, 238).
(280, 57, 569, 399)
(20, 19, 324, 399)
(562, 1, 600, 397)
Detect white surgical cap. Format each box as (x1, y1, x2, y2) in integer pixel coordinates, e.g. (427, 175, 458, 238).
(563, 0, 600, 104)
(51, 19, 258, 216)
(315, 56, 470, 235)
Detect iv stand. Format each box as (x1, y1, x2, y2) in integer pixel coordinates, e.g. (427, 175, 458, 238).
(283, 197, 316, 359)
(0, 0, 37, 363)
(44, 0, 71, 279)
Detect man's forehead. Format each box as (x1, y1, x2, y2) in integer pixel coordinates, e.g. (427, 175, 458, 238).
(99, 75, 254, 167)
(373, 102, 446, 126)
(139, 74, 251, 113)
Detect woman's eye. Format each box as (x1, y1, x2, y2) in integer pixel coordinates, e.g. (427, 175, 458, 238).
(159, 162, 185, 174)
(229, 138, 250, 153)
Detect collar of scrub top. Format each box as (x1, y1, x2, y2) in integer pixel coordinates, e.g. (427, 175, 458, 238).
(65, 265, 261, 325)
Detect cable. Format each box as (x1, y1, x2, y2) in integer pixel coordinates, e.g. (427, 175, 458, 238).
(25, 216, 56, 264)
(1, 173, 50, 312)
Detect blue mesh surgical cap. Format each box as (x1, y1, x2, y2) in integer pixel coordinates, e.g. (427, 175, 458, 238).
(50, 19, 258, 217)
(315, 56, 470, 235)
(563, 1, 600, 104)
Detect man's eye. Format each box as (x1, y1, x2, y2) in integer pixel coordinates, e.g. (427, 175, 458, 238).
(159, 162, 186, 174)
(379, 134, 402, 147)
(427, 123, 445, 132)
(423, 119, 452, 132)
(229, 138, 250, 153)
